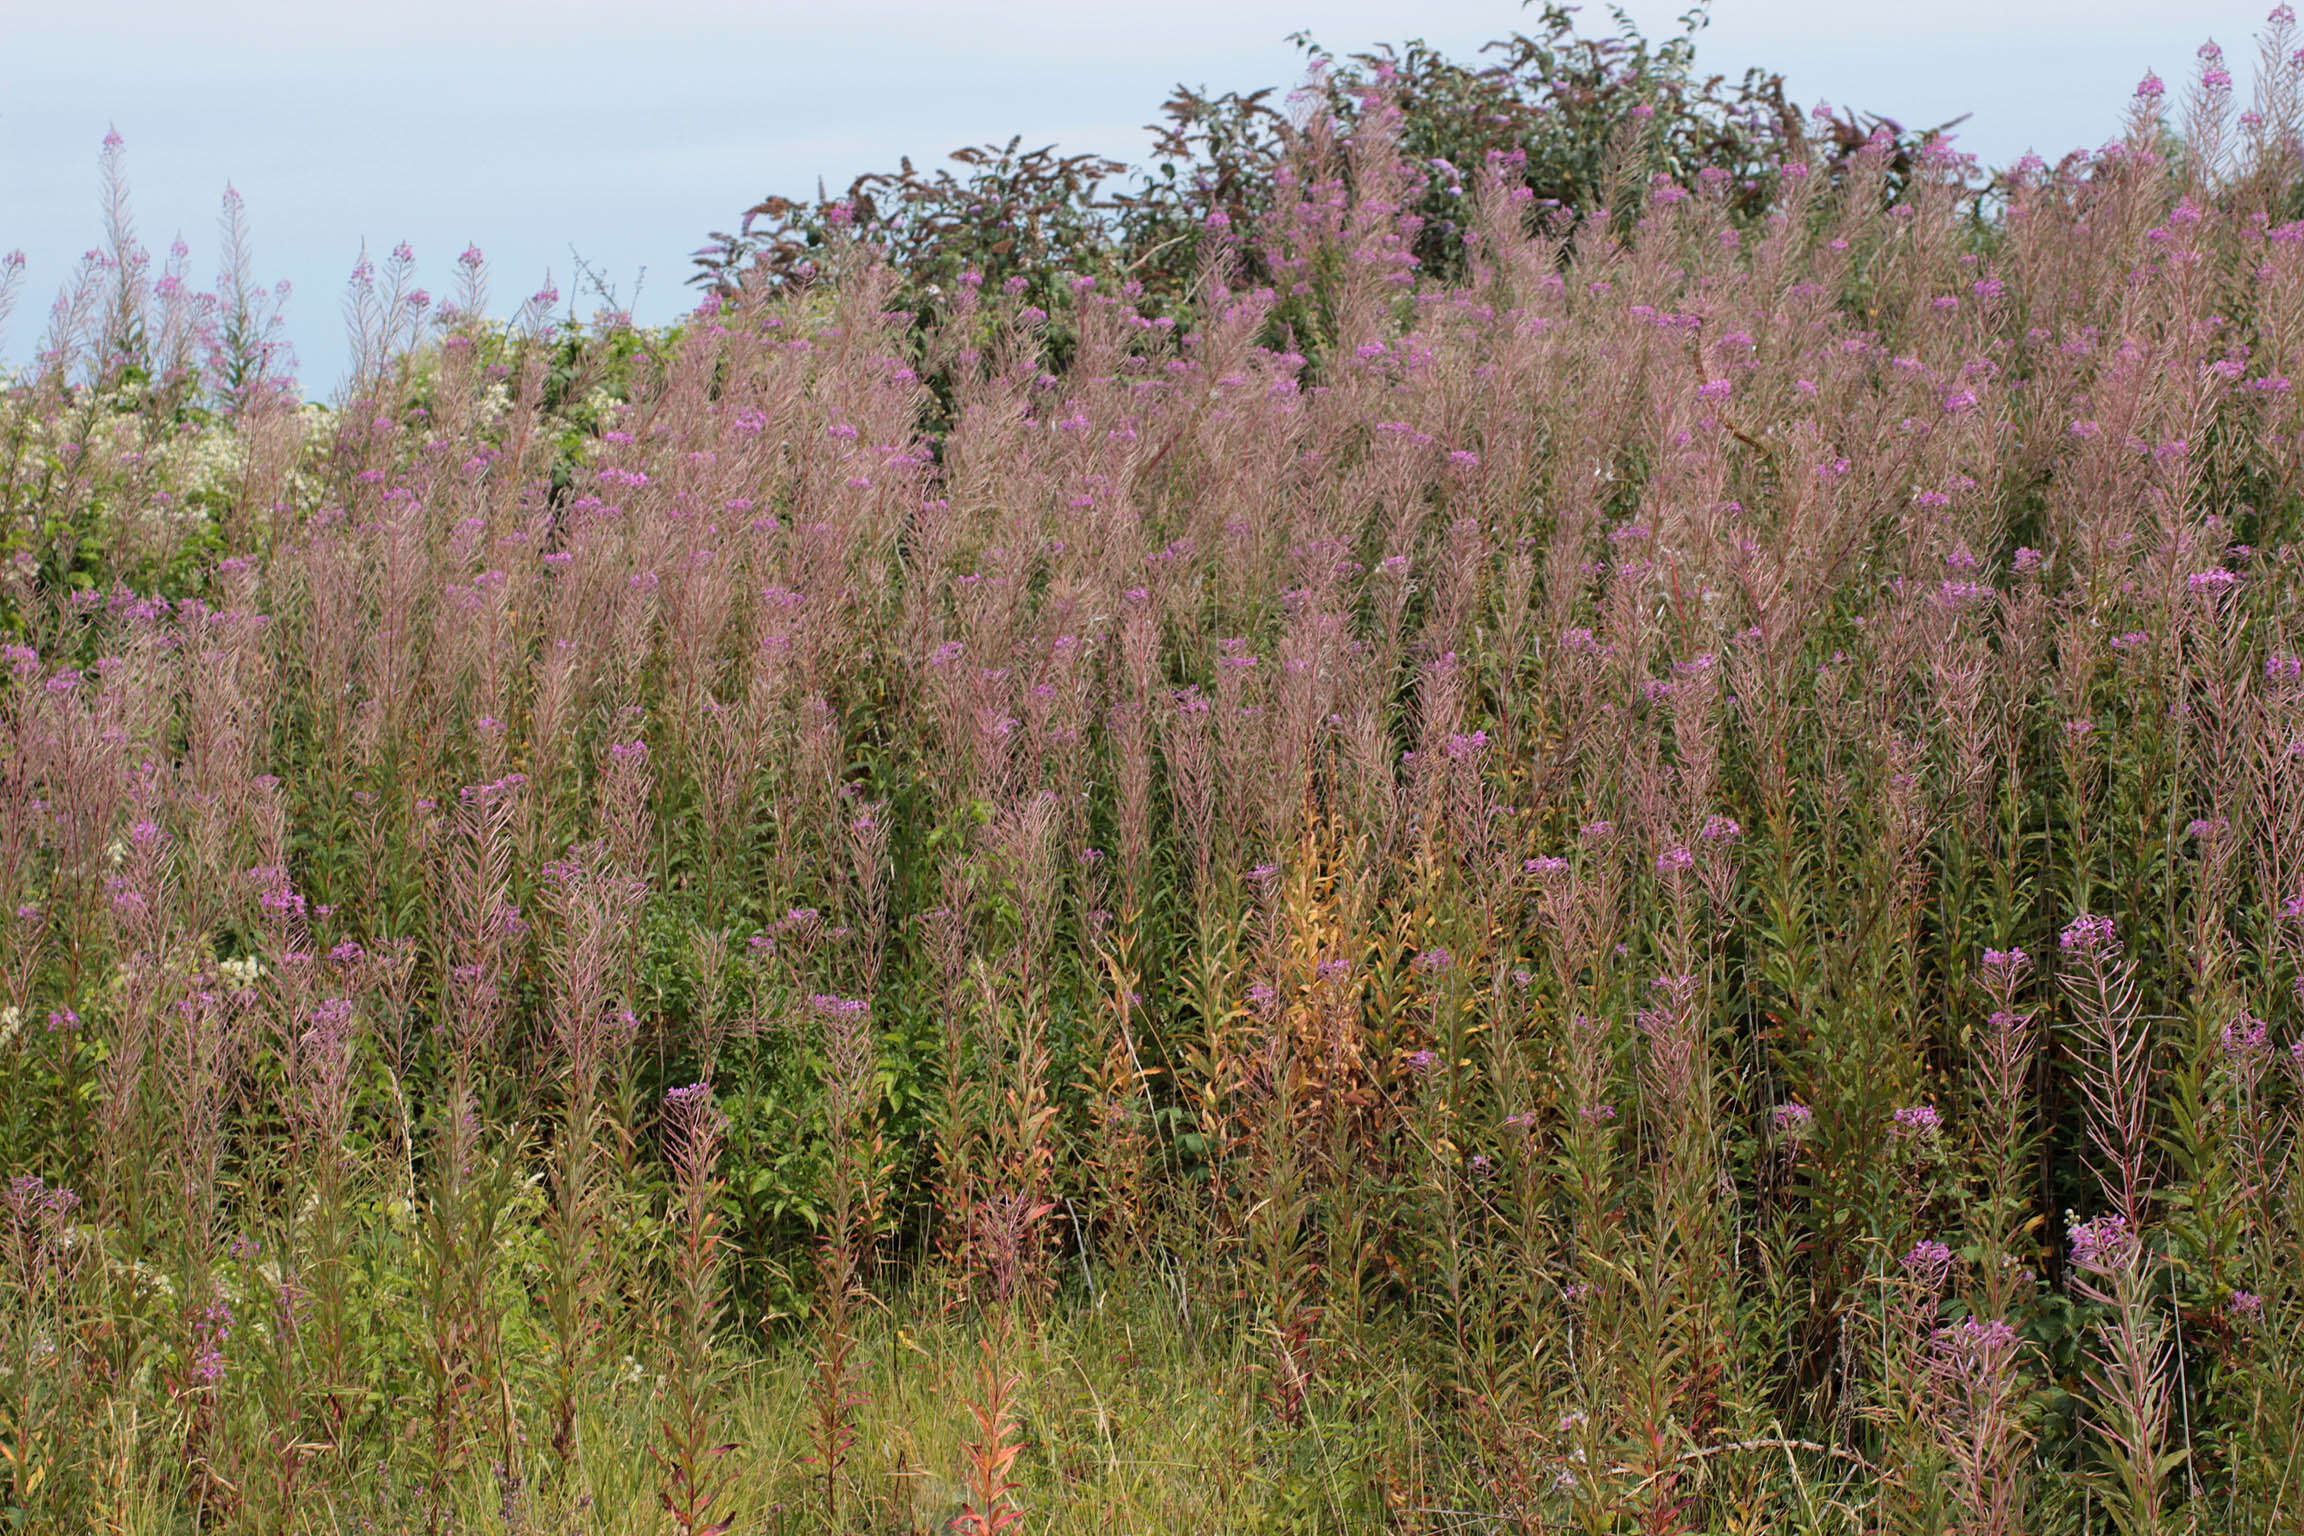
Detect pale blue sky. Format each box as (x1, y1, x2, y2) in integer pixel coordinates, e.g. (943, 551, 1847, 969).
(1, 0, 2280, 394)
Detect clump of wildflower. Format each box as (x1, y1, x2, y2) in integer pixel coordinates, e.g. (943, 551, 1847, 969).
(4, 1174, 79, 1221)
(2058, 913, 2119, 957)
(1980, 946, 2030, 984)
(191, 1292, 233, 1385)
(1931, 1316, 2018, 1368)
(1771, 1102, 1813, 1143)
(2221, 1014, 2270, 1065)
(1892, 1104, 1943, 1141)
(1901, 1238, 1956, 1290)
(2068, 1212, 2135, 1274)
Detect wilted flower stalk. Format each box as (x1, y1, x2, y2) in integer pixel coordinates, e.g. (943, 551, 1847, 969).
(847, 799, 891, 999)
(538, 837, 647, 1463)
(1927, 1317, 2031, 1536)
(2059, 914, 2153, 1228)
(655, 1083, 733, 1536)
(2066, 1212, 2178, 1536)
(1973, 946, 2040, 1318)
(807, 991, 882, 1527)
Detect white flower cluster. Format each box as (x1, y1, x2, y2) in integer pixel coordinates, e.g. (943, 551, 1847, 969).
(217, 955, 264, 988)
(169, 426, 255, 515)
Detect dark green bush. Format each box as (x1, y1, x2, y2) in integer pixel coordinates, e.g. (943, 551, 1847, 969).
(690, 4, 1968, 321)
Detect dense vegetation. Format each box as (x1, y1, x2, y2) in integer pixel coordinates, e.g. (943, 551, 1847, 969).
(7, 8, 2304, 1534)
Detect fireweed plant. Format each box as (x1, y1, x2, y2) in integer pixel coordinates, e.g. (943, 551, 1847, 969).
(10, 14, 2304, 1535)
